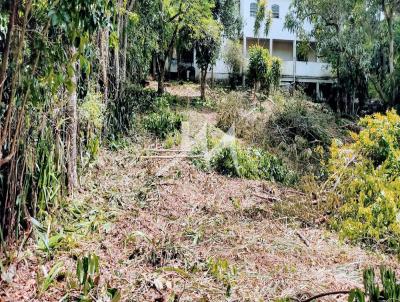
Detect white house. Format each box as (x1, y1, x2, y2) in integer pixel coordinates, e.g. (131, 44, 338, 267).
(170, 0, 334, 98)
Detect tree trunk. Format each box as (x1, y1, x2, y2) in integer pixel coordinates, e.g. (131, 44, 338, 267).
(114, 0, 123, 98)
(157, 55, 166, 95)
(0, 0, 18, 106)
(67, 46, 79, 195)
(122, 0, 135, 84)
(384, 8, 395, 104)
(121, 17, 128, 84)
(211, 66, 214, 89)
(200, 68, 207, 100)
(100, 29, 109, 103)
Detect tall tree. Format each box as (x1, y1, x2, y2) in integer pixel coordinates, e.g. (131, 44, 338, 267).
(195, 20, 222, 99)
(286, 0, 400, 111)
(49, 0, 111, 194)
(139, 0, 215, 94)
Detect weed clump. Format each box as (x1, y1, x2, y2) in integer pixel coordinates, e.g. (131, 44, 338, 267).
(216, 92, 249, 133)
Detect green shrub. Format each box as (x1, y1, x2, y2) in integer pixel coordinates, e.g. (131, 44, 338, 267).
(143, 97, 183, 139)
(79, 90, 104, 163)
(106, 84, 158, 137)
(247, 45, 281, 95)
(327, 110, 400, 252)
(210, 142, 297, 185)
(164, 130, 182, 149)
(190, 97, 217, 110)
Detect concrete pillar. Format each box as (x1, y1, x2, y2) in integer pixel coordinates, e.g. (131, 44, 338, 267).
(316, 82, 321, 101)
(193, 48, 199, 81)
(293, 39, 297, 83)
(242, 37, 247, 87)
(269, 39, 273, 55)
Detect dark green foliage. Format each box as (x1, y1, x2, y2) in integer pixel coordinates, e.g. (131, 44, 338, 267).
(106, 85, 158, 137)
(210, 143, 298, 185)
(106, 85, 185, 139)
(349, 267, 400, 302)
(142, 97, 183, 139)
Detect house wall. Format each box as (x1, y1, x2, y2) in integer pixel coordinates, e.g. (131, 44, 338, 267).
(272, 40, 293, 61)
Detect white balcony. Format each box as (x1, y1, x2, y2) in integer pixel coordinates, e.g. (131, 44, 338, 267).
(282, 61, 333, 82)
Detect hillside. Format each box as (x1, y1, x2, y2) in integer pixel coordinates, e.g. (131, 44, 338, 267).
(1, 84, 398, 302)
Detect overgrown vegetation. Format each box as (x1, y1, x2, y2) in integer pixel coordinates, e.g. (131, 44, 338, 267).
(106, 85, 159, 138)
(2, 0, 400, 299)
(143, 97, 184, 139)
(265, 95, 348, 175)
(327, 110, 400, 252)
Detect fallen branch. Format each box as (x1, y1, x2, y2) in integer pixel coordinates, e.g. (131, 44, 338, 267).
(141, 155, 203, 159)
(284, 189, 306, 196)
(253, 193, 282, 203)
(291, 290, 351, 302)
(295, 231, 310, 247)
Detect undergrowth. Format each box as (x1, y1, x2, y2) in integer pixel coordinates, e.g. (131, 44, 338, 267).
(191, 139, 298, 185)
(106, 84, 159, 138)
(142, 97, 183, 139)
(265, 96, 347, 176)
(211, 142, 298, 185)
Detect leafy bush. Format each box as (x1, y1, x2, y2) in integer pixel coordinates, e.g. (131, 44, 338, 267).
(164, 130, 182, 149)
(79, 91, 105, 131)
(247, 45, 281, 95)
(190, 97, 217, 110)
(143, 97, 183, 139)
(79, 90, 105, 163)
(222, 39, 243, 89)
(210, 142, 297, 185)
(328, 110, 400, 251)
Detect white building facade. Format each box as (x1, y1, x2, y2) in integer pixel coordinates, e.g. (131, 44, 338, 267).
(168, 0, 334, 98)
(209, 0, 334, 97)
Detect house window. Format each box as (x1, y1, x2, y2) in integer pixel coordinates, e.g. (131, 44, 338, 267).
(272, 4, 280, 18)
(250, 2, 257, 17)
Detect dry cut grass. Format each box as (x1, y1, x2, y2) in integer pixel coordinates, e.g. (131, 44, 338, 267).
(1, 145, 398, 302)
